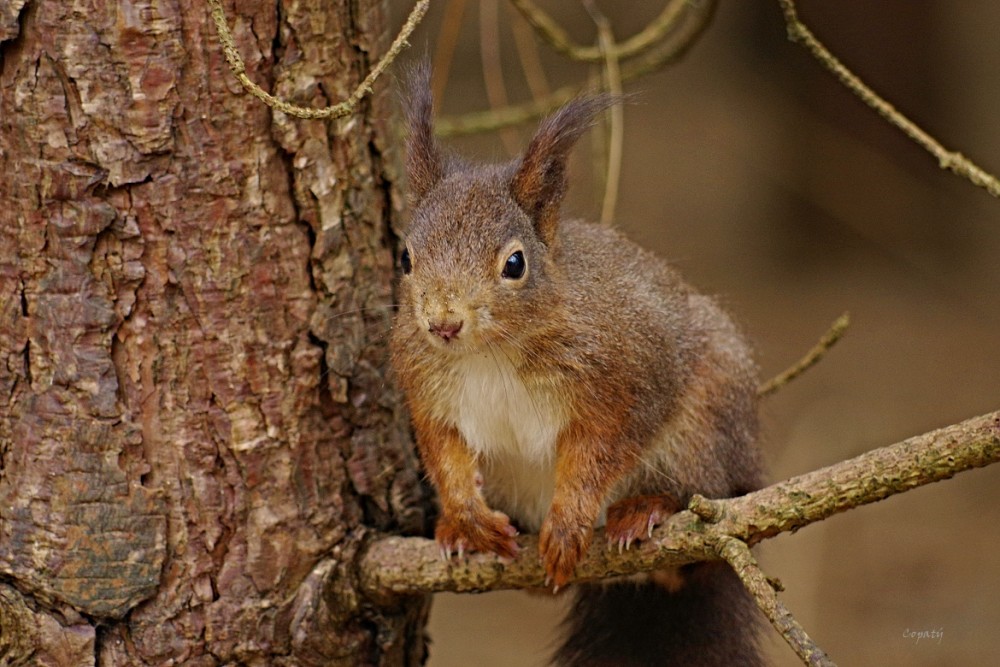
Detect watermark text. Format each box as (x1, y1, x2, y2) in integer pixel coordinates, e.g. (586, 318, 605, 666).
(903, 627, 944, 645)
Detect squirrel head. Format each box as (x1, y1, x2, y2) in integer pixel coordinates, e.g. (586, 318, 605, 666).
(396, 63, 616, 354)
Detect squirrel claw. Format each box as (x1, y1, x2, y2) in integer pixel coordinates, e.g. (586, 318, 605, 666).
(439, 538, 465, 562)
(539, 511, 591, 589)
(605, 493, 680, 552)
(435, 509, 519, 562)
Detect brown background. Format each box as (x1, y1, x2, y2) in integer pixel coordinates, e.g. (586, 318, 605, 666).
(392, 1, 1000, 665)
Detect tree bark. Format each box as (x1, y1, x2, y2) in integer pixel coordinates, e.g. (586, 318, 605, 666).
(0, 1, 428, 665)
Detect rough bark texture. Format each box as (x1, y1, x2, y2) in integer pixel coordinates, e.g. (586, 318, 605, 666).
(0, 1, 428, 665)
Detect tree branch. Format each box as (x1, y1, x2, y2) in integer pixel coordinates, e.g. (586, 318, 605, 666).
(357, 410, 1000, 601)
(777, 0, 1000, 199)
(436, 0, 718, 136)
(431, 0, 468, 108)
(581, 0, 625, 227)
(208, 0, 429, 119)
(507, 0, 690, 63)
(716, 537, 835, 666)
(359, 410, 998, 665)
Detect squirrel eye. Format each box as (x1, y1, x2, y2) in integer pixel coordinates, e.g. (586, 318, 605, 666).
(502, 250, 526, 280)
(400, 247, 412, 274)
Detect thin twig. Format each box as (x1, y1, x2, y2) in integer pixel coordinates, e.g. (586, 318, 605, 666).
(437, 0, 718, 136)
(438, 85, 577, 137)
(583, 0, 625, 226)
(716, 537, 836, 666)
(508, 0, 689, 63)
(480, 0, 521, 156)
(758, 312, 850, 397)
(777, 0, 1000, 199)
(508, 1, 552, 102)
(431, 0, 468, 108)
(208, 0, 429, 119)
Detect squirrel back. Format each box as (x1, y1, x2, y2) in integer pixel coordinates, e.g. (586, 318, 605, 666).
(391, 63, 764, 666)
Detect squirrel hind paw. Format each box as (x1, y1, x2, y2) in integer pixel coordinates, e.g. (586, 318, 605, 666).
(604, 493, 681, 551)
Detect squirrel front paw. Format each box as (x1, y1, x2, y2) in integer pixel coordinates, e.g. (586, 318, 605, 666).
(605, 493, 680, 552)
(539, 510, 593, 589)
(435, 508, 520, 561)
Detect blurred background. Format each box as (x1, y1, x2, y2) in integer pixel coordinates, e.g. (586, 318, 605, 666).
(390, 1, 1000, 664)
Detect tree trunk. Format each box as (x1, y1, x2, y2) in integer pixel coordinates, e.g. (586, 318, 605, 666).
(0, 1, 429, 664)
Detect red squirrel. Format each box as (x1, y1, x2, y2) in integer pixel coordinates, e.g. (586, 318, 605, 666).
(391, 63, 764, 666)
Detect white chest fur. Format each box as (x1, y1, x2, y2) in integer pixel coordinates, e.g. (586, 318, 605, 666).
(444, 353, 566, 529)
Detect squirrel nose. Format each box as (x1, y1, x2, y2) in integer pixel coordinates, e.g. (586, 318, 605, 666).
(428, 319, 463, 342)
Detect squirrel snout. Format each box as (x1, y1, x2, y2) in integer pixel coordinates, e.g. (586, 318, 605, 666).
(428, 319, 464, 342)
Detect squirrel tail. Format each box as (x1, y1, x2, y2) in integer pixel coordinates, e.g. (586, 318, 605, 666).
(554, 562, 763, 667)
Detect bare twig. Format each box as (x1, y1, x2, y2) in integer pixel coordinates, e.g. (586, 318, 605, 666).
(431, 0, 468, 108)
(508, 1, 552, 102)
(777, 0, 1000, 199)
(693, 410, 1000, 544)
(583, 0, 625, 226)
(480, 0, 521, 156)
(359, 409, 1000, 597)
(438, 86, 576, 137)
(758, 312, 851, 397)
(208, 0, 429, 119)
(716, 537, 836, 666)
(508, 0, 689, 63)
(437, 0, 718, 136)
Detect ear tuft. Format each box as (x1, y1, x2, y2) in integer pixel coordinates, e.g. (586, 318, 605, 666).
(510, 94, 619, 243)
(404, 61, 445, 205)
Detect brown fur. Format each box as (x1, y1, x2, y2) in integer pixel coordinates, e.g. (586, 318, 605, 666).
(391, 65, 764, 666)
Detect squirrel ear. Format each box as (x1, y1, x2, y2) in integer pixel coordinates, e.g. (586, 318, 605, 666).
(510, 95, 617, 244)
(404, 61, 444, 205)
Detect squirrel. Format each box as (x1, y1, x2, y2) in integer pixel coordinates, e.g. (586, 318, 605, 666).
(390, 63, 765, 667)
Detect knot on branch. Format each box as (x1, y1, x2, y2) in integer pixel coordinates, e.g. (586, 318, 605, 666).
(688, 494, 726, 522)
